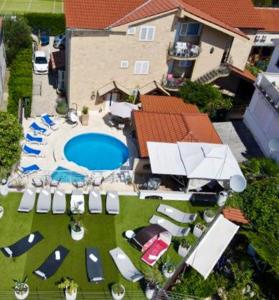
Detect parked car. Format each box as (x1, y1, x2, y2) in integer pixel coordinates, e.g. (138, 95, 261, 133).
(40, 31, 49, 46)
(53, 34, 65, 49)
(33, 51, 49, 75)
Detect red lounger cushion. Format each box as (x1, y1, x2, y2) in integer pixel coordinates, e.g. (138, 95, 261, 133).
(141, 239, 168, 266)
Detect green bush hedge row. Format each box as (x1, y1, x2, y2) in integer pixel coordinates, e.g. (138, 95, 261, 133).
(7, 48, 33, 118)
(24, 13, 65, 36)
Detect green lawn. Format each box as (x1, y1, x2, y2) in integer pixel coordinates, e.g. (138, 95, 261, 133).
(0, 193, 204, 297)
(0, 0, 63, 14)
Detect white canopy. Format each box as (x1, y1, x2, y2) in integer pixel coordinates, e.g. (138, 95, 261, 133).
(147, 142, 244, 181)
(186, 214, 239, 279)
(109, 102, 138, 118)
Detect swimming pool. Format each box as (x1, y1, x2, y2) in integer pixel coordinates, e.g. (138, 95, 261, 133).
(64, 133, 129, 170)
(51, 166, 85, 183)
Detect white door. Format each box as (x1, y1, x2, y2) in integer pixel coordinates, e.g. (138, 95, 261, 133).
(105, 92, 118, 109)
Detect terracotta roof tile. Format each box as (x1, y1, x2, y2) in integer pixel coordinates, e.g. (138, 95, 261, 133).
(223, 207, 249, 224)
(141, 95, 200, 114)
(256, 8, 279, 32)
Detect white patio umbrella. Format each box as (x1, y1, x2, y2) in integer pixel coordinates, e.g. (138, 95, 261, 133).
(109, 102, 138, 118)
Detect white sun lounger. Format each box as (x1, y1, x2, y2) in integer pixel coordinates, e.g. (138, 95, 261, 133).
(109, 247, 143, 282)
(71, 189, 85, 214)
(89, 189, 102, 213)
(106, 191, 119, 215)
(149, 215, 190, 237)
(36, 189, 51, 213)
(18, 188, 36, 212)
(157, 204, 197, 223)
(52, 189, 66, 214)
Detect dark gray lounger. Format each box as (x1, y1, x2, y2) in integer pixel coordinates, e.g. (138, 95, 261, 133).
(1, 231, 43, 257)
(34, 245, 69, 279)
(86, 248, 104, 283)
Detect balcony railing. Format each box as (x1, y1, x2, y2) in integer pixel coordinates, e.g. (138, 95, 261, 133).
(168, 41, 200, 60)
(161, 75, 186, 91)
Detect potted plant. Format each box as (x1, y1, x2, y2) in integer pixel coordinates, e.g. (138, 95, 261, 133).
(143, 266, 163, 299)
(81, 106, 89, 125)
(111, 283, 125, 300)
(0, 205, 4, 219)
(13, 277, 29, 300)
(193, 223, 206, 238)
(178, 239, 191, 257)
(203, 208, 217, 223)
(162, 262, 176, 278)
(70, 215, 85, 241)
(57, 277, 78, 300)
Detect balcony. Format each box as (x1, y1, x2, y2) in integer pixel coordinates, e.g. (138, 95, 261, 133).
(161, 75, 186, 92)
(255, 73, 279, 113)
(168, 42, 200, 61)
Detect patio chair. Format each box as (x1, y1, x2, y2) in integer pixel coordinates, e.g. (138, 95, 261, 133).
(157, 204, 197, 223)
(50, 178, 61, 187)
(70, 189, 85, 214)
(18, 188, 36, 212)
(41, 114, 59, 130)
(110, 247, 143, 282)
(86, 248, 104, 283)
(106, 191, 119, 215)
(36, 188, 51, 213)
(52, 189, 66, 214)
(22, 144, 43, 157)
(1, 231, 43, 257)
(18, 164, 41, 176)
(34, 245, 69, 280)
(89, 189, 102, 213)
(92, 176, 104, 186)
(149, 215, 190, 237)
(29, 122, 50, 136)
(73, 180, 85, 188)
(32, 178, 44, 187)
(25, 133, 46, 145)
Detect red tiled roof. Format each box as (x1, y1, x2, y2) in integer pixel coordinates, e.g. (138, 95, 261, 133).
(141, 95, 199, 114)
(133, 110, 222, 158)
(223, 207, 249, 224)
(256, 8, 279, 32)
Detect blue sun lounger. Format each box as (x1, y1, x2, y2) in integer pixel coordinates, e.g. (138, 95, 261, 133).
(22, 144, 43, 157)
(41, 114, 58, 130)
(29, 122, 50, 135)
(18, 164, 40, 175)
(25, 133, 45, 145)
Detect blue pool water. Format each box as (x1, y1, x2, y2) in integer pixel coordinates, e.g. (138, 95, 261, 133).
(51, 166, 85, 183)
(64, 133, 129, 170)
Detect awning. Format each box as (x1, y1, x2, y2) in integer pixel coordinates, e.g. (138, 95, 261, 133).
(98, 81, 130, 97)
(186, 214, 239, 279)
(139, 81, 170, 95)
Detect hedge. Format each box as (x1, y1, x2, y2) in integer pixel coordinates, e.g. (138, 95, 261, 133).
(7, 48, 33, 118)
(24, 13, 65, 36)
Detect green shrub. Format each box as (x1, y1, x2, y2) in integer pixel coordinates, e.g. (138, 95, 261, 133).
(7, 49, 33, 117)
(0, 112, 23, 177)
(24, 13, 65, 36)
(56, 100, 68, 115)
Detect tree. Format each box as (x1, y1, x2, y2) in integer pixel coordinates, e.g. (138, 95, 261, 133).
(0, 112, 23, 178)
(179, 81, 232, 118)
(3, 16, 32, 65)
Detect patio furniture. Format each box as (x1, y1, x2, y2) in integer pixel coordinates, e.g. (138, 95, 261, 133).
(50, 178, 61, 187)
(41, 113, 59, 130)
(106, 191, 119, 215)
(29, 122, 50, 135)
(36, 188, 51, 213)
(109, 247, 143, 282)
(71, 189, 85, 214)
(157, 204, 197, 223)
(73, 180, 85, 188)
(141, 238, 169, 266)
(109, 102, 138, 119)
(1, 231, 43, 257)
(52, 189, 66, 214)
(22, 144, 43, 157)
(92, 176, 104, 186)
(18, 164, 41, 176)
(18, 188, 36, 212)
(149, 215, 190, 237)
(32, 178, 44, 187)
(34, 245, 69, 279)
(86, 248, 104, 283)
(25, 133, 46, 145)
(89, 189, 102, 213)
(140, 177, 161, 190)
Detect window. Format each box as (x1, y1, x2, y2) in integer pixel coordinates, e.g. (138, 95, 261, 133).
(134, 61, 150, 74)
(178, 60, 192, 68)
(120, 60, 129, 69)
(180, 23, 201, 36)
(139, 26, 156, 41)
(127, 26, 136, 35)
